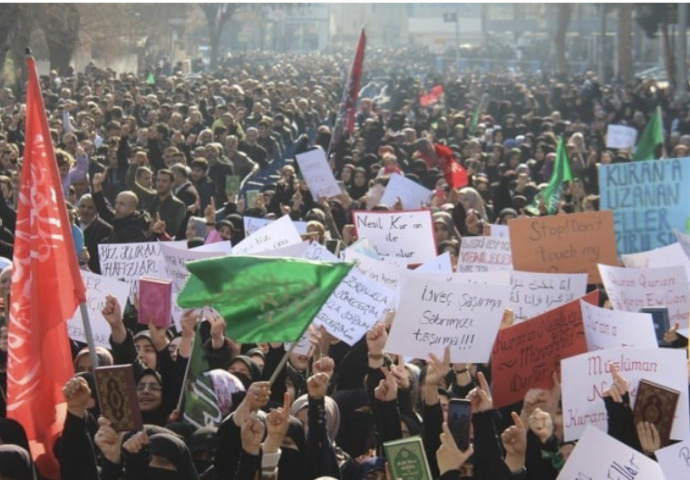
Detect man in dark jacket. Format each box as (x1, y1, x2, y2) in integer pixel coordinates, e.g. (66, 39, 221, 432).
(77, 194, 113, 273)
(91, 171, 150, 243)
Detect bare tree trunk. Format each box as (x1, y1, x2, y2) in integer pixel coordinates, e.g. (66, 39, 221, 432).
(10, 8, 34, 91)
(42, 5, 80, 75)
(555, 4, 572, 73)
(209, 25, 221, 70)
(616, 4, 633, 81)
(661, 21, 676, 87)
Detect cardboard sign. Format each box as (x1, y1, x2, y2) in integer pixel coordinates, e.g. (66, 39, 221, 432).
(415, 252, 453, 274)
(380, 173, 432, 210)
(556, 425, 665, 480)
(581, 301, 658, 351)
(353, 210, 436, 265)
(313, 268, 391, 345)
(160, 243, 223, 328)
(98, 241, 186, 298)
(599, 157, 690, 255)
(509, 211, 618, 284)
(561, 347, 689, 442)
(457, 236, 512, 272)
(233, 215, 302, 255)
(243, 216, 307, 237)
(68, 272, 130, 348)
(491, 291, 598, 408)
(621, 242, 690, 282)
(295, 149, 341, 198)
(655, 438, 690, 480)
(510, 272, 588, 323)
(605, 124, 638, 149)
(387, 277, 509, 362)
(599, 264, 690, 328)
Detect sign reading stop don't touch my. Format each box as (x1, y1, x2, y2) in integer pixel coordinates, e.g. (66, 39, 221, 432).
(508, 211, 619, 284)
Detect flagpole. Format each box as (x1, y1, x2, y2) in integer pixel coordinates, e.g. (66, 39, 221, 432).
(79, 303, 100, 370)
(268, 341, 298, 386)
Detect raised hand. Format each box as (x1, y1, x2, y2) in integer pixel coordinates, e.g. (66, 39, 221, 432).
(663, 322, 681, 344)
(122, 431, 149, 454)
(528, 407, 554, 444)
(94, 417, 123, 464)
(502, 412, 527, 471)
(437, 422, 474, 475)
(425, 346, 451, 386)
(180, 310, 200, 338)
(101, 294, 126, 344)
(466, 371, 493, 412)
(241, 413, 265, 456)
(312, 356, 335, 379)
(366, 322, 388, 355)
(307, 372, 329, 400)
(375, 367, 398, 402)
(208, 313, 226, 349)
(636, 421, 661, 456)
(147, 319, 169, 352)
(63, 376, 92, 417)
(603, 363, 629, 403)
(390, 357, 410, 390)
(263, 393, 292, 453)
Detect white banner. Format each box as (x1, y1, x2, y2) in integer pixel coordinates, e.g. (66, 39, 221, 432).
(415, 252, 453, 274)
(68, 272, 131, 348)
(561, 348, 689, 442)
(353, 210, 436, 265)
(605, 124, 638, 149)
(295, 149, 341, 198)
(655, 438, 690, 480)
(557, 425, 664, 480)
(510, 272, 588, 323)
(599, 264, 690, 328)
(458, 236, 513, 272)
(380, 173, 431, 210)
(243, 216, 308, 237)
(387, 277, 509, 362)
(233, 215, 302, 255)
(581, 301, 657, 351)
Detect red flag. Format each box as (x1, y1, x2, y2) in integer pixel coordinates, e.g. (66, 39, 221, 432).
(328, 28, 366, 155)
(435, 144, 468, 189)
(7, 55, 86, 479)
(420, 84, 445, 107)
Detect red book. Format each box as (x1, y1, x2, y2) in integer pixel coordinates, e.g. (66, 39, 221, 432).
(138, 277, 172, 328)
(633, 379, 680, 447)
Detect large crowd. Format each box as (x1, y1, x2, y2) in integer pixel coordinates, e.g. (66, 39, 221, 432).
(0, 45, 689, 480)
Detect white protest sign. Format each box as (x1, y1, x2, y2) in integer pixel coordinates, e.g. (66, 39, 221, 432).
(349, 252, 403, 292)
(656, 438, 690, 480)
(561, 347, 689, 442)
(415, 252, 453, 274)
(233, 214, 302, 255)
(556, 425, 665, 480)
(458, 236, 512, 272)
(621, 243, 690, 283)
(488, 224, 509, 238)
(387, 277, 509, 362)
(314, 269, 391, 345)
(674, 229, 690, 259)
(254, 241, 310, 259)
(581, 301, 657, 351)
(599, 264, 690, 328)
(380, 173, 431, 210)
(68, 272, 130, 348)
(344, 238, 381, 261)
(191, 241, 233, 255)
(98, 241, 186, 298)
(285, 331, 312, 357)
(243, 216, 308, 237)
(606, 124, 638, 149)
(295, 149, 341, 198)
(302, 241, 340, 262)
(160, 243, 223, 328)
(353, 210, 436, 265)
(510, 272, 588, 323)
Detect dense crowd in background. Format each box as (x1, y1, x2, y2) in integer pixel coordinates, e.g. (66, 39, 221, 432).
(0, 45, 689, 480)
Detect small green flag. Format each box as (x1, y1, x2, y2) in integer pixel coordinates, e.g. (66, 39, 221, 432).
(177, 256, 353, 343)
(182, 324, 222, 428)
(468, 104, 481, 136)
(146, 73, 156, 85)
(526, 137, 573, 215)
(633, 107, 664, 161)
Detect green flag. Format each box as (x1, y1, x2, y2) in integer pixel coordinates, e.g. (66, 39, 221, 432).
(182, 323, 222, 428)
(633, 107, 664, 161)
(526, 137, 573, 215)
(468, 104, 481, 136)
(146, 72, 156, 85)
(177, 256, 353, 343)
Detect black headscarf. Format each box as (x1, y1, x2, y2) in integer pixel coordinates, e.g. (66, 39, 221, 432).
(0, 445, 38, 480)
(148, 433, 200, 480)
(0, 418, 30, 451)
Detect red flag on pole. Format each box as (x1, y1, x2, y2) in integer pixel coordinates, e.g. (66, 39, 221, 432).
(327, 28, 366, 156)
(7, 54, 86, 479)
(419, 84, 445, 107)
(435, 144, 468, 189)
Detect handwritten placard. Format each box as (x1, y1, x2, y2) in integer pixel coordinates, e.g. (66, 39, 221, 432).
(491, 291, 597, 408)
(510, 272, 588, 323)
(285, 331, 312, 357)
(191, 242, 233, 255)
(656, 438, 690, 480)
(387, 277, 509, 362)
(599, 156, 690, 255)
(344, 238, 381, 261)
(606, 124, 638, 149)
(415, 252, 453, 274)
(556, 425, 665, 480)
(599, 264, 690, 328)
(68, 272, 130, 348)
(458, 236, 512, 272)
(243, 216, 308, 237)
(233, 214, 302, 255)
(581, 301, 657, 351)
(98, 241, 186, 298)
(488, 224, 509, 238)
(621, 242, 690, 282)
(295, 148, 341, 198)
(380, 173, 431, 210)
(314, 269, 391, 345)
(509, 211, 618, 283)
(353, 210, 436, 265)
(561, 347, 689, 442)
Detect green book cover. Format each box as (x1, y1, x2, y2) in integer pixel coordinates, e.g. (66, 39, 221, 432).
(246, 190, 261, 209)
(225, 175, 241, 196)
(383, 436, 433, 480)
